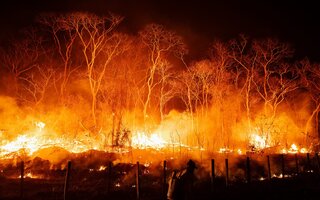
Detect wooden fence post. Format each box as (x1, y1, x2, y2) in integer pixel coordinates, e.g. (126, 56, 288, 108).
(20, 161, 24, 200)
(225, 159, 229, 187)
(295, 154, 299, 175)
(211, 159, 215, 192)
(106, 161, 112, 194)
(64, 160, 72, 200)
(136, 161, 140, 200)
(315, 153, 320, 174)
(306, 153, 311, 172)
(267, 155, 271, 180)
(281, 154, 285, 178)
(163, 160, 167, 200)
(246, 157, 251, 184)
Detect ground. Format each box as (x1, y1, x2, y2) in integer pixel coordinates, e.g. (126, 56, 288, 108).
(0, 152, 320, 199)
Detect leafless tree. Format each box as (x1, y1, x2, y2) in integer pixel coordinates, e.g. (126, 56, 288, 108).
(297, 58, 320, 144)
(54, 12, 124, 128)
(38, 14, 79, 103)
(229, 36, 298, 149)
(0, 30, 43, 96)
(18, 65, 54, 107)
(229, 35, 254, 129)
(251, 38, 296, 118)
(139, 24, 187, 123)
(156, 60, 177, 121)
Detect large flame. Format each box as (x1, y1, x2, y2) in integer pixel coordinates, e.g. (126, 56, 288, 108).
(131, 132, 167, 149)
(0, 106, 313, 164)
(0, 118, 311, 161)
(0, 121, 191, 159)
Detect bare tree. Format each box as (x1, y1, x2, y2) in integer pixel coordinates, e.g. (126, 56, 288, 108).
(229, 35, 254, 130)
(55, 12, 124, 128)
(208, 41, 233, 149)
(139, 24, 187, 123)
(229, 36, 298, 149)
(38, 14, 79, 103)
(0, 30, 43, 96)
(156, 61, 177, 121)
(19, 65, 54, 106)
(176, 69, 199, 130)
(251, 38, 296, 118)
(297, 58, 320, 144)
(188, 60, 213, 117)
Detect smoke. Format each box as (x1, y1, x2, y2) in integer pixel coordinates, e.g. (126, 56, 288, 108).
(0, 96, 27, 136)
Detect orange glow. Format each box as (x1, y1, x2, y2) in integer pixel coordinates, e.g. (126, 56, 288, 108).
(0, 118, 312, 162)
(0, 24, 318, 165)
(281, 144, 309, 154)
(131, 132, 167, 149)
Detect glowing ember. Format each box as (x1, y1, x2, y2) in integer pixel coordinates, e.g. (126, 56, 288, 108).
(98, 166, 107, 171)
(218, 147, 243, 154)
(18, 172, 42, 179)
(236, 149, 243, 155)
(218, 147, 233, 153)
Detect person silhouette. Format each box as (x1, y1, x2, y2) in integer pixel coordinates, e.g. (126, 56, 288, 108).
(167, 159, 197, 200)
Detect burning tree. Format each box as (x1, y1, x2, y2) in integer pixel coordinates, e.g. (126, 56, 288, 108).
(49, 12, 124, 131)
(139, 24, 187, 124)
(228, 36, 302, 151)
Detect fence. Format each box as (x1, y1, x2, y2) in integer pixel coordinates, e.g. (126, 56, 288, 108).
(1, 152, 320, 200)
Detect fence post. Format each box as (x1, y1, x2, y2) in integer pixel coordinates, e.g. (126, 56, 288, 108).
(163, 160, 167, 200)
(211, 159, 215, 192)
(315, 153, 320, 174)
(246, 157, 251, 184)
(106, 161, 112, 194)
(225, 158, 229, 187)
(136, 161, 140, 200)
(20, 161, 24, 200)
(281, 154, 285, 178)
(306, 153, 311, 172)
(267, 155, 271, 180)
(295, 153, 299, 175)
(64, 160, 72, 200)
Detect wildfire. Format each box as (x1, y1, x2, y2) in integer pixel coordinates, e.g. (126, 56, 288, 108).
(0, 122, 184, 159)
(18, 172, 43, 179)
(0, 119, 311, 162)
(281, 144, 308, 154)
(0, 132, 103, 158)
(0, 121, 101, 158)
(131, 132, 167, 149)
(249, 133, 270, 151)
(218, 147, 243, 154)
(1, 135, 40, 155)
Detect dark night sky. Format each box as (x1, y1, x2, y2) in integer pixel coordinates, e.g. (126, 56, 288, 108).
(0, 0, 319, 61)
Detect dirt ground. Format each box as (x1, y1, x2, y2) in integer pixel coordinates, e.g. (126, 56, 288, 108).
(1, 152, 320, 200)
(0, 169, 320, 200)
